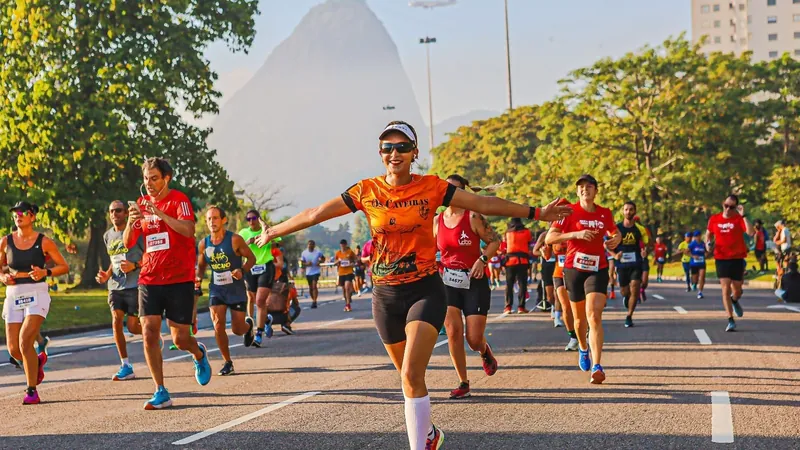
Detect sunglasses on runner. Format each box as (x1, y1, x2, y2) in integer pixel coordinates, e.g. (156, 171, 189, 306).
(379, 142, 416, 154)
(109, 208, 125, 214)
(723, 203, 736, 210)
(12, 210, 31, 217)
(246, 216, 259, 222)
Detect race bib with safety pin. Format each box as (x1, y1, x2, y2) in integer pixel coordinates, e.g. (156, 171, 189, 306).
(12, 293, 37, 311)
(574, 252, 600, 272)
(340, 260, 351, 268)
(692, 256, 705, 264)
(621, 252, 637, 264)
(213, 271, 233, 286)
(442, 268, 471, 289)
(557, 254, 566, 268)
(146, 232, 170, 253)
(251, 264, 266, 275)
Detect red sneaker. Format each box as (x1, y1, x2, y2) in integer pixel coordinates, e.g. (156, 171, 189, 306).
(503, 306, 512, 314)
(36, 352, 47, 385)
(448, 381, 470, 399)
(343, 305, 352, 312)
(192, 321, 198, 336)
(481, 342, 498, 376)
(517, 307, 529, 314)
(426, 424, 445, 449)
(609, 291, 616, 300)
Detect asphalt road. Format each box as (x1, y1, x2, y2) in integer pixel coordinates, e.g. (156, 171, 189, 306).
(0, 282, 798, 449)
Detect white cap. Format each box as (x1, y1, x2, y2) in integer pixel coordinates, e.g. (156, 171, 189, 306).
(379, 123, 417, 146)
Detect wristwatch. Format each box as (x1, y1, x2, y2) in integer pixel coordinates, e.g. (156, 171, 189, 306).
(479, 255, 489, 264)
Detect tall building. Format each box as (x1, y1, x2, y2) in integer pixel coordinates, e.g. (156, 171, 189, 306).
(692, 0, 800, 61)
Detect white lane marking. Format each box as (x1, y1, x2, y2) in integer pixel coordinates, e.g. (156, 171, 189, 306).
(673, 306, 688, 314)
(694, 329, 712, 345)
(89, 344, 116, 351)
(313, 317, 354, 329)
(172, 391, 321, 445)
(434, 339, 448, 348)
(164, 343, 244, 362)
(653, 294, 665, 300)
(490, 312, 509, 322)
(0, 363, 9, 368)
(49, 352, 73, 359)
(711, 391, 734, 443)
(768, 304, 800, 313)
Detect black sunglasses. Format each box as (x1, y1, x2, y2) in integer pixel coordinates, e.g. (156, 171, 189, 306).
(723, 204, 736, 209)
(109, 208, 125, 213)
(380, 142, 416, 154)
(246, 216, 259, 222)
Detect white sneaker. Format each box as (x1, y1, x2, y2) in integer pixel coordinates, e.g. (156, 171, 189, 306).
(554, 317, 564, 328)
(565, 337, 579, 351)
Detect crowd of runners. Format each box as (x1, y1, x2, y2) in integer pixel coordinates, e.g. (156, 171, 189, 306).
(0, 120, 784, 449)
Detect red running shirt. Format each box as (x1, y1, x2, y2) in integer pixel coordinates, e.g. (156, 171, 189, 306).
(437, 211, 481, 270)
(552, 203, 617, 272)
(654, 243, 668, 260)
(707, 213, 748, 260)
(127, 189, 196, 285)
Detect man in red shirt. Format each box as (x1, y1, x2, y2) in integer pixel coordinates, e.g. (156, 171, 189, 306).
(653, 236, 668, 283)
(753, 219, 768, 273)
(125, 157, 211, 410)
(705, 194, 755, 332)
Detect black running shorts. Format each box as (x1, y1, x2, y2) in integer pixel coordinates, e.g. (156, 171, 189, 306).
(372, 274, 447, 345)
(108, 288, 139, 316)
(209, 296, 247, 312)
(139, 282, 195, 325)
(444, 276, 491, 317)
(245, 261, 275, 293)
(553, 276, 565, 290)
(690, 265, 706, 275)
(715, 258, 745, 282)
(564, 268, 610, 302)
(338, 274, 355, 286)
(541, 261, 556, 287)
(616, 265, 643, 288)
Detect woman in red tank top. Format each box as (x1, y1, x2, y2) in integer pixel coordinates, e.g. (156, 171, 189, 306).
(434, 174, 502, 400)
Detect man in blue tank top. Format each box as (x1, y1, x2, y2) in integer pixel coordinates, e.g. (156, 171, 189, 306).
(196, 206, 257, 376)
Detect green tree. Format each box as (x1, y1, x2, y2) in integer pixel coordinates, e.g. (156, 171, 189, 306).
(765, 165, 800, 234)
(351, 212, 370, 246)
(754, 53, 800, 161)
(0, 1, 259, 286)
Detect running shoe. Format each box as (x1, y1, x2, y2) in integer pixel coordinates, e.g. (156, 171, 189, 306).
(36, 336, 50, 355)
(9, 355, 21, 370)
(193, 342, 212, 386)
(686, 287, 691, 292)
(565, 337, 579, 351)
(144, 386, 172, 410)
(590, 364, 606, 384)
(36, 352, 47, 385)
(244, 317, 255, 347)
(578, 348, 591, 372)
(253, 331, 263, 348)
(517, 307, 529, 314)
(281, 324, 295, 335)
(426, 424, 444, 450)
(726, 318, 737, 332)
(732, 299, 744, 318)
(112, 363, 135, 381)
(697, 291, 704, 299)
(481, 342, 498, 376)
(449, 381, 471, 399)
(218, 360, 234, 376)
(311, 302, 318, 309)
(438, 326, 446, 336)
(265, 314, 274, 339)
(23, 389, 40, 405)
(624, 316, 633, 328)
(609, 290, 616, 300)
(344, 305, 352, 312)
(169, 343, 179, 351)
(503, 306, 512, 314)
(554, 316, 564, 328)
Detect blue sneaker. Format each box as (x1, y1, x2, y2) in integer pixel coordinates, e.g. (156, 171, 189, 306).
(697, 291, 704, 299)
(732, 299, 743, 318)
(590, 364, 606, 384)
(725, 318, 736, 332)
(36, 336, 50, 355)
(253, 331, 263, 348)
(266, 314, 274, 339)
(578, 348, 591, 372)
(112, 363, 135, 381)
(144, 386, 172, 410)
(193, 342, 212, 386)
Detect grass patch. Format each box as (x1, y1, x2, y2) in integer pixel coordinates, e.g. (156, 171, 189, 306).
(656, 254, 775, 283)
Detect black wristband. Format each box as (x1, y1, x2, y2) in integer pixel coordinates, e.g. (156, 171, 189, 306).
(527, 206, 535, 220)
(46, 269, 52, 277)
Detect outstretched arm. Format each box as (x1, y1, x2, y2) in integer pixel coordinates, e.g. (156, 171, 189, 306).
(449, 190, 571, 223)
(256, 197, 352, 246)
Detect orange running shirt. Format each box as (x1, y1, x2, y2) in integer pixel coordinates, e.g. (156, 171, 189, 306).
(335, 249, 357, 276)
(342, 175, 456, 286)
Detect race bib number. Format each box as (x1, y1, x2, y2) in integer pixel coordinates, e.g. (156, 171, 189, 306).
(574, 252, 600, 272)
(11, 293, 37, 311)
(657, 257, 666, 264)
(621, 252, 637, 264)
(110, 253, 127, 270)
(251, 264, 266, 275)
(557, 254, 566, 268)
(213, 271, 234, 286)
(442, 268, 471, 289)
(146, 232, 170, 253)
(546, 255, 556, 263)
(340, 260, 351, 268)
(692, 256, 705, 264)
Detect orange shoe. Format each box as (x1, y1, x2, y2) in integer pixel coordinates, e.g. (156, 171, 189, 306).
(609, 291, 616, 300)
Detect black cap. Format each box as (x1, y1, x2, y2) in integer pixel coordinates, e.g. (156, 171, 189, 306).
(340, 239, 348, 245)
(575, 174, 598, 187)
(9, 201, 37, 214)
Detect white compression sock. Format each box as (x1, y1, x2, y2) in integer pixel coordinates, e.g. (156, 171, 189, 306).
(121, 357, 129, 366)
(404, 394, 431, 450)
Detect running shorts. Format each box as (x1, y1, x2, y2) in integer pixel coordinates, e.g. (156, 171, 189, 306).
(553, 276, 565, 290)
(616, 265, 643, 288)
(690, 265, 706, 275)
(305, 273, 320, 285)
(564, 268, 610, 302)
(108, 288, 139, 316)
(540, 261, 556, 287)
(209, 296, 247, 312)
(338, 274, 355, 286)
(444, 276, 491, 317)
(245, 261, 275, 293)
(656, 257, 666, 264)
(354, 267, 365, 278)
(372, 274, 447, 344)
(2, 282, 51, 324)
(716, 258, 745, 282)
(139, 282, 194, 325)
(754, 250, 766, 260)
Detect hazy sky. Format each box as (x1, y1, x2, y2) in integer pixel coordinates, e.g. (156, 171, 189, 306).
(205, 0, 691, 125)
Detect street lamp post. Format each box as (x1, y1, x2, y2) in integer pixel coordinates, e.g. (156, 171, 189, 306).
(504, 0, 513, 110)
(420, 36, 436, 157)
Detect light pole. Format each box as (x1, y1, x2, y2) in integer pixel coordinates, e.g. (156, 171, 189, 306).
(419, 36, 436, 156)
(504, 0, 513, 110)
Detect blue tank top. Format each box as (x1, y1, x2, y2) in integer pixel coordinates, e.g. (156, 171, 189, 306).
(204, 231, 246, 301)
(688, 241, 706, 267)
